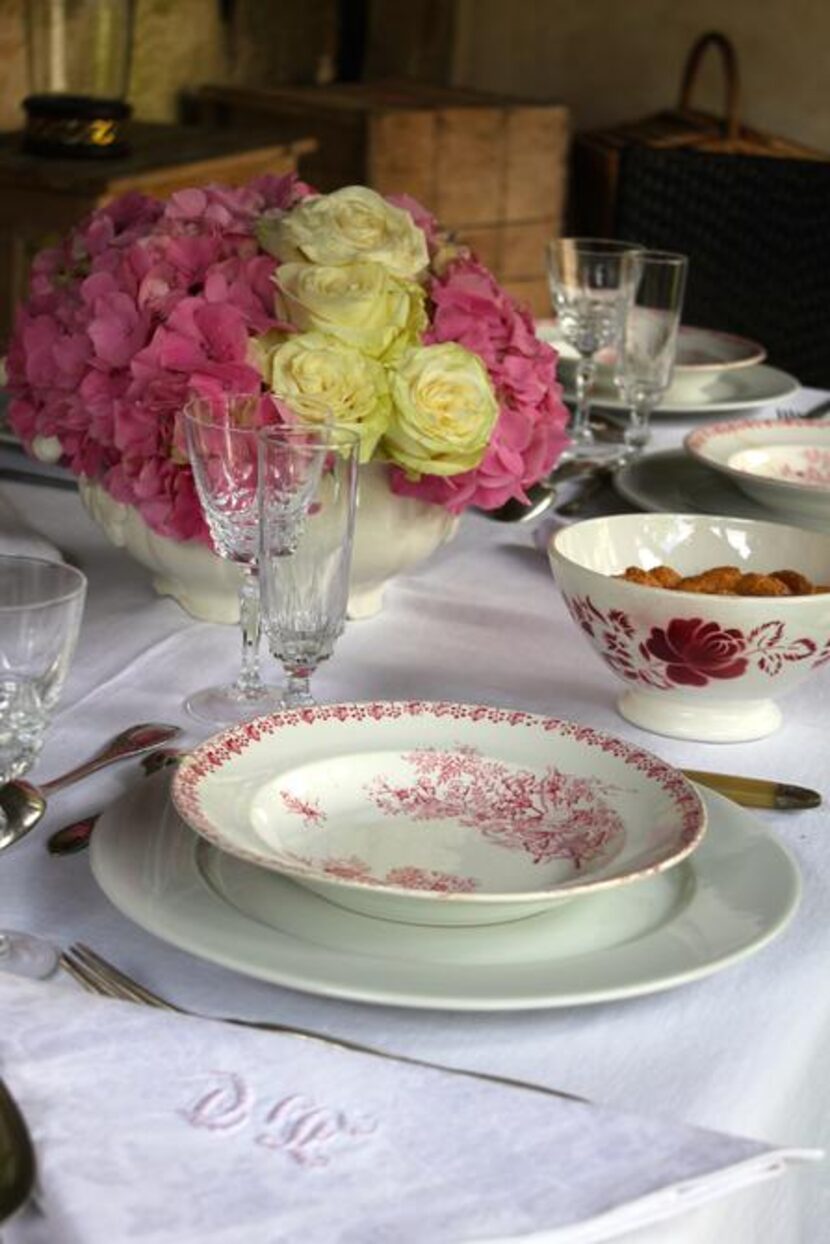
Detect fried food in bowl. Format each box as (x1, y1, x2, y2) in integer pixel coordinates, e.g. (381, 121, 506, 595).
(548, 513, 830, 742)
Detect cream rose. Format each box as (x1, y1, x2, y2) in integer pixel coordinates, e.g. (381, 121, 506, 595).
(275, 261, 426, 361)
(384, 343, 499, 477)
(257, 186, 429, 279)
(261, 332, 391, 463)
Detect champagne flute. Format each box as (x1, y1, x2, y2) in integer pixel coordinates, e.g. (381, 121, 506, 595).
(182, 393, 285, 725)
(545, 238, 642, 458)
(258, 425, 359, 709)
(614, 251, 688, 455)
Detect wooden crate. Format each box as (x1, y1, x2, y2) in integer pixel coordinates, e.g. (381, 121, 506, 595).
(197, 81, 569, 316)
(0, 122, 315, 346)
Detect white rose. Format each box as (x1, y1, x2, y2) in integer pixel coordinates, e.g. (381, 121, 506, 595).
(257, 186, 429, 280)
(384, 343, 499, 477)
(262, 331, 391, 463)
(275, 261, 426, 361)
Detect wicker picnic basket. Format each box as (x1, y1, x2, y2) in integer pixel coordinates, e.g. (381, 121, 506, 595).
(572, 32, 830, 385)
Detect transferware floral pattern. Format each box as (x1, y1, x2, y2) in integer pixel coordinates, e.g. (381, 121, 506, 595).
(275, 745, 627, 891)
(172, 702, 704, 899)
(776, 447, 830, 488)
(565, 594, 830, 689)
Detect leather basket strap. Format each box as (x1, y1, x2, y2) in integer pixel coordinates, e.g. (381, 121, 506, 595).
(678, 31, 741, 141)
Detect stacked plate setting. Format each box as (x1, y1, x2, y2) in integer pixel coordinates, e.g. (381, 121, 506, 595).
(536, 322, 799, 416)
(86, 700, 801, 1010)
(170, 702, 707, 929)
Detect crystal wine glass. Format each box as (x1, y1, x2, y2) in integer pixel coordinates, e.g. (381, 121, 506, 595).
(258, 425, 359, 709)
(545, 237, 643, 458)
(0, 554, 85, 980)
(614, 251, 688, 455)
(183, 393, 286, 725)
(0, 555, 86, 787)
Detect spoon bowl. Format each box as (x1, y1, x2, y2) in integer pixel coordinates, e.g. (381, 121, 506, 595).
(0, 782, 46, 850)
(0, 722, 182, 852)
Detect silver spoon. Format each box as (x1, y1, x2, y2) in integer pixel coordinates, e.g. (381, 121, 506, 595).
(484, 456, 617, 523)
(0, 1076, 35, 1226)
(0, 722, 182, 851)
(47, 746, 185, 856)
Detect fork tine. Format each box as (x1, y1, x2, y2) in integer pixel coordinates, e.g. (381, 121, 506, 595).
(63, 944, 179, 1012)
(59, 951, 109, 996)
(60, 947, 142, 1004)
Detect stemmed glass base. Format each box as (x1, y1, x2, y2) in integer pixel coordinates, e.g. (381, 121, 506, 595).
(0, 930, 59, 979)
(184, 682, 285, 726)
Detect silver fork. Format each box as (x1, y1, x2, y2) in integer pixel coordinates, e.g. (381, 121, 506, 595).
(61, 943, 585, 1103)
(775, 397, 830, 421)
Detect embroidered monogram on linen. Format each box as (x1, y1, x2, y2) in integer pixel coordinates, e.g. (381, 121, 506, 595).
(180, 1072, 378, 1167)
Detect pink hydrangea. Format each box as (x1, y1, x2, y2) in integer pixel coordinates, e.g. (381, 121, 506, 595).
(7, 176, 311, 542)
(8, 176, 568, 540)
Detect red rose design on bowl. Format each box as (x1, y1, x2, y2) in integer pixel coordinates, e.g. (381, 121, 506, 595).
(641, 618, 748, 687)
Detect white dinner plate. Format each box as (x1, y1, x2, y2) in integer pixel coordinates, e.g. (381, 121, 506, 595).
(615, 450, 830, 533)
(90, 770, 800, 1012)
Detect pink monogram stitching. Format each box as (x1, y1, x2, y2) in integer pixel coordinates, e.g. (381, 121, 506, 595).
(180, 1071, 253, 1132)
(256, 1095, 377, 1167)
(179, 1074, 377, 1167)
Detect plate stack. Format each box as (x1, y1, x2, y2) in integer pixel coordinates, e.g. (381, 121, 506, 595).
(536, 322, 799, 416)
(85, 701, 801, 1012)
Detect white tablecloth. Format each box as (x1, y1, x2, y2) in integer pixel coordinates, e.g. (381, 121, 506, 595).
(0, 395, 828, 1242)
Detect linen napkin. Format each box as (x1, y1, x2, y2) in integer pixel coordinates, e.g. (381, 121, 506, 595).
(0, 977, 819, 1244)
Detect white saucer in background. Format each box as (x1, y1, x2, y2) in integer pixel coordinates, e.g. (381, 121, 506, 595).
(536, 321, 798, 416)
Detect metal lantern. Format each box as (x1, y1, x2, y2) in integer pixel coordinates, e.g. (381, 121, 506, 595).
(23, 0, 135, 158)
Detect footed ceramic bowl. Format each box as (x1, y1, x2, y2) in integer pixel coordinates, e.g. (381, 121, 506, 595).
(548, 513, 830, 742)
(78, 461, 458, 621)
(171, 701, 706, 928)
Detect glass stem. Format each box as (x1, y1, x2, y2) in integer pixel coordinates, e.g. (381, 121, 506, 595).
(572, 356, 596, 444)
(283, 666, 316, 709)
(235, 564, 263, 697)
(624, 399, 656, 454)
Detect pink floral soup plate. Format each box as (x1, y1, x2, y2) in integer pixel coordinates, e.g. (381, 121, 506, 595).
(549, 513, 830, 743)
(171, 702, 706, 928)
(685, 419, 830, 523)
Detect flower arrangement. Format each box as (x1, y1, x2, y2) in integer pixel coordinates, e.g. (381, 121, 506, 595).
(7, 176, 568, 544)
